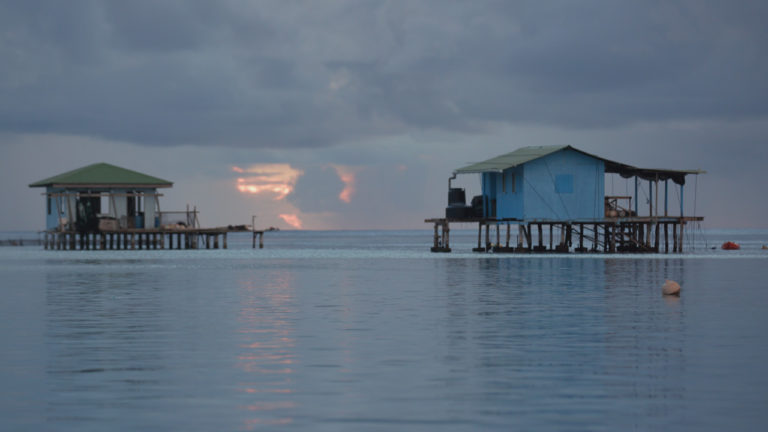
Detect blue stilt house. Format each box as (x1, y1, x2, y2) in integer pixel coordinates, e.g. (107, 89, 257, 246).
(459, 145, 607, 220)
(432, 145, 704, 253)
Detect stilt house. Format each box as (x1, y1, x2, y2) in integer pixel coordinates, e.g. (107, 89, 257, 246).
(30, 163, 172, 231)
(429, 145, 704, 253)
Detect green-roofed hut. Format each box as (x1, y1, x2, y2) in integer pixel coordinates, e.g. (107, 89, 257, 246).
(427, 145, 704, 254)
(30, 163, 173, 232)
(29, 163, 263, 251)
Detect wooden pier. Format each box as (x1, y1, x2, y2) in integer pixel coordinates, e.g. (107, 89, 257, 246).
(42, 227, 265, 251)
(426, 217, 703, 254)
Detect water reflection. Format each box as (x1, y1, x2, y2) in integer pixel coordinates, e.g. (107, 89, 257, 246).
(236, 269, 297, 429)
(44, 269, 169, 425)
(438, 257, 688, 428)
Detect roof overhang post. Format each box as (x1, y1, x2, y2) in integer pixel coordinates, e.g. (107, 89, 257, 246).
(680, 184, 684, 218)
(634, 177, 638, 216)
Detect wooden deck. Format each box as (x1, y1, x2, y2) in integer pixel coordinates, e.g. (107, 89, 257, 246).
(425, 216, 704, 254)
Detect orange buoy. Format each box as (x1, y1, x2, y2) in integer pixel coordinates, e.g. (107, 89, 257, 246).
(662, 280, 681, 296)
(722, 241, 740, 250)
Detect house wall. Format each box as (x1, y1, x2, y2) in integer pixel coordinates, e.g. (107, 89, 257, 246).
(522, 149, 604, 220)
(43, 187, 160, 230)
(45, 187, 67, 230)
(492, 166, 525, 219)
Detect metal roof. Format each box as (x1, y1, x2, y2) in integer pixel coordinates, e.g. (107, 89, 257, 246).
(29, 163, 173, 188)
(455, 145, 571, 173)
(454, 145, 704, 185)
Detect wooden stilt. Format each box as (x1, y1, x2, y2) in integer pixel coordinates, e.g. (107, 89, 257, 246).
(549, 224, 553, 250)
(672, 224, 678, 253)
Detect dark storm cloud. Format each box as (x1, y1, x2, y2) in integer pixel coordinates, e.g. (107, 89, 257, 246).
(1, 0, 767, 148)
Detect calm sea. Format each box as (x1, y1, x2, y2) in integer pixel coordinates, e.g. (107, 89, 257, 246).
(1, 229, 767, 431)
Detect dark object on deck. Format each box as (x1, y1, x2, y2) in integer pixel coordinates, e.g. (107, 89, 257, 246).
(445, 187, 471, 218)
(448, 188, 466, 206)
(470, 195, 484, 218)
(445, 206, 470, 219)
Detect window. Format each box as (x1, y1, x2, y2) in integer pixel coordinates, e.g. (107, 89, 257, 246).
(555, 174, 574, 194)
(502, 172, 506, 193)
(503, 171, 516, 194)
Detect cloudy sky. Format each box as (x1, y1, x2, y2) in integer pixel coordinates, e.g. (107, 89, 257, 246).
(2, 0, 767, 230)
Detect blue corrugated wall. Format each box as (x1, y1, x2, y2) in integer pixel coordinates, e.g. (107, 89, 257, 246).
(481, 148, 605, 221)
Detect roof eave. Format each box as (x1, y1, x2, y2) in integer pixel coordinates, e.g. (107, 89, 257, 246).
(29, 183, 173, 189)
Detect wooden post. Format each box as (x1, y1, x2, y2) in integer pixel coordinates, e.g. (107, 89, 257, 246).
(664, 223, 669, 253)
(495, 223, 500, 247)
(559, 224, 566, 248)
(517, 225, 524, 249)
(654, 221, 660, 252)
(433, 223, 439, 249)
(579, 224, 584, 251)
(485, 223, 490, 250)
(672, 223, 678, 253)
(538, 224, 543, 250)
(477, 223, 482, 250)
(505, 224, 510, 248)
(679, 223, 685, 253)
(259, 232, 264, 249)
(214, 234, 219, 249)
(549, 224, 553, 250)
(131, 233, 135, 250)
(593, 224, 599, 251)
(223, 233, 228, 249)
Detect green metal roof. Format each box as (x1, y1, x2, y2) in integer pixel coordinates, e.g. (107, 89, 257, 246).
(455, 145, 570, 173)
(454, 145, 704, 185)
(29, 163, 173, 188)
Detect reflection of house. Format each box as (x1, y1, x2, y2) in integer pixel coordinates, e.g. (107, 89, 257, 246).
(30, 163, 173, 231)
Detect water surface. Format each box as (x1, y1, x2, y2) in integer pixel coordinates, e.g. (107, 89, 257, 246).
(1, 230, 767, 431)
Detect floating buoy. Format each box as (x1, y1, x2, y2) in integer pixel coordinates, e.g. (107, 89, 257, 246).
(662, 279, 681, 296)
(721, 241, 740, 250)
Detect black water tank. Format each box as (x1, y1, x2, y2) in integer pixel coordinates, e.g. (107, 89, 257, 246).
(448, 188, 466, 206)
(446, 206, 469, 219)
(470, 195, 484, 218)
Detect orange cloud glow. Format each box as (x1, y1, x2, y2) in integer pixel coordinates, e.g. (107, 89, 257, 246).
(279, 213, 303, 229)
(331, 165, 360, 203)
(233, 164, 303, 200)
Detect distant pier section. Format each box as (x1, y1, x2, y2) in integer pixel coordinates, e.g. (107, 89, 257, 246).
(30, 163, 265, 250)
(426, 145, 704, 253)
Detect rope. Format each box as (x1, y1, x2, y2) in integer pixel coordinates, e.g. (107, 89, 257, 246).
(524, 177, 562, 220)
(543, 160, 571, 220)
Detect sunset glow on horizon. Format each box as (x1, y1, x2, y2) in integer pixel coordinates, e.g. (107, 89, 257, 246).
(233, 164, 303, 200)
(278, 213, 303, 229)
(331, 165, 359, 204)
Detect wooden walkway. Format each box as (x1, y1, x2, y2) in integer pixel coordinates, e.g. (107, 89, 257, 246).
(42, 227, 265, 250)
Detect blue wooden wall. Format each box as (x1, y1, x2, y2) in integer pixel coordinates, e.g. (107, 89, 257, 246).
(482, 148, 605, 220)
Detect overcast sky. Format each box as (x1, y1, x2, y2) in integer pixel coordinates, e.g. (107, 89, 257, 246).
(2, 0, 767, 230)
